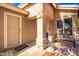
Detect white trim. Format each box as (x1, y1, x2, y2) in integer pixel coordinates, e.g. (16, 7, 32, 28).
(4, 11, 22, 48)
(4, 12, 7, 48)
(20, 14, 22, 45)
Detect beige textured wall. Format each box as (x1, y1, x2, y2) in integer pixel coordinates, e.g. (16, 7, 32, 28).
(25, 3, 43, 17)
(0, 8, 4, 50)
(49, 20, 57, 39)
(22, 18, 37, 43)
(43, 3, 55, 20)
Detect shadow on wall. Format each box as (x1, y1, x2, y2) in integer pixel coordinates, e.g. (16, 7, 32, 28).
(22, 17, 37, 43)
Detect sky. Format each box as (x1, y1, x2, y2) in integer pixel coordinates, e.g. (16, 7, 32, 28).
(58, 3, 79, 5)
(10, 3, 79, 7)
(10, 3, 21, 7)
(58, 3, 79, 7)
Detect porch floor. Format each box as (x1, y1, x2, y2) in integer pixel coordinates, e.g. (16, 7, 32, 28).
(0, 39, 79, 56)
(0, 40, 36, 56)
(18, 46, 59, 56)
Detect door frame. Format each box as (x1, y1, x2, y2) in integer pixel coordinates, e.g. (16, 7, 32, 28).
(4, 11, 22, 48)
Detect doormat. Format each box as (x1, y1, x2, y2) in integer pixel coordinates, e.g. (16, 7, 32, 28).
(13, 44, 29, 52)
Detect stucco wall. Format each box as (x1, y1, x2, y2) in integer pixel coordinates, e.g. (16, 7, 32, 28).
(22, 18, 37, 43)
(43, 3, 55, 20)
(0, 8, 4, 50)
(25, 3, 43, 17)
(49, 20, 57, 39)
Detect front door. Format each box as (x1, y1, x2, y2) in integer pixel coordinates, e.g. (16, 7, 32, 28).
(4, 12, 22, 48)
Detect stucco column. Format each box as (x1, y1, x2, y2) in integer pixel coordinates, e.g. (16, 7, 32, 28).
(35, 3, 47, 50)
(36, 17, 47, 50)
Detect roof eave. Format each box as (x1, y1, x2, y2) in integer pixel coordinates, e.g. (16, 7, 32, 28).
(57, 7, 79, 10)
(18, 3, 29, 8)
(0, 3, 29, 15)
(51, 3, 58, 9)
